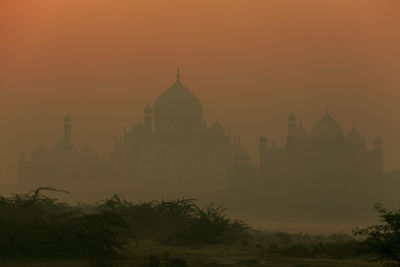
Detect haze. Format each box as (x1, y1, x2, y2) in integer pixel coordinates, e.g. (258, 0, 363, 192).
(1, 0, 400, 183)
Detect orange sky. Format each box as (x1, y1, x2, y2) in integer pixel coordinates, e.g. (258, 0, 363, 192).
(1, 0, 400, 182)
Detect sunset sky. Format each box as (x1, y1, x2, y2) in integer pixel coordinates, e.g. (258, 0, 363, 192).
(1, 0, 400, 182)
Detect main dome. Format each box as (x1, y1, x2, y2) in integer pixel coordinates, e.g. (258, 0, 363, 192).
(153, 71, 203, 134)
(311, 112, 345, 143)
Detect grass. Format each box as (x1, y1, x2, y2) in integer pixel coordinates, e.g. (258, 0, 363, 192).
(0, 239, 383, 266)
(127, 239, 382, 267)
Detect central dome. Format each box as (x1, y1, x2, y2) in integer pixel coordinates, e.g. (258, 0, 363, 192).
(153, 71, 203, 135)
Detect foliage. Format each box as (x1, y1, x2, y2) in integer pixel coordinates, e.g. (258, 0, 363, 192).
(354, 204, 400, 266)
(0, 188, 249, 262)
(96, 196, 250, 245)
(0, 188, 129, 261)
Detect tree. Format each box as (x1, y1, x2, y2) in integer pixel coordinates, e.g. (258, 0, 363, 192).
(354, 204, 400, 266)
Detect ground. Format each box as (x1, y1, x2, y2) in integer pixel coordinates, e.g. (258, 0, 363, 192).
(1, 240, 382, 267)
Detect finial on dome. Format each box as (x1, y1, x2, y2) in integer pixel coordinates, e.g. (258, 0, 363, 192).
(177, 66, 180, 81)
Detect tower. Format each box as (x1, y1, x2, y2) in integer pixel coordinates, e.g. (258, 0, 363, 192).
(374, 136, 383, 150)
(144, 104, 152, 136)
(288, 112, 296, 136)
(259, 135, 267, 176)
(64, 113, 72, 146)
(287, 112, 296, 146)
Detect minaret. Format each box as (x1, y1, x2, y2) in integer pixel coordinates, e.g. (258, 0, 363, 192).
(259, 135, 267, 150)
(144, 104, 152, 136)
(287, 112, 296, 146)
(64, 113, 72, 146)
(374, 136, 383, 150)
(259, 135, 267, 176)
(176, 66, 180, 82)
(288, 112, 296, 136)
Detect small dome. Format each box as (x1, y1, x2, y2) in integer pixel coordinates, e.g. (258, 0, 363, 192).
(32, 143, 49, 159)
(209, 120, 225, 136)
(295, 122, 307, 136)
(311, 112, 345, 143)
(346, 125, 366, 146)
(144, 104, 152, 113)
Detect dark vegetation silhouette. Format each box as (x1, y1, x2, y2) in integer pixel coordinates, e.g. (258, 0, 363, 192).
(1, 188, 395, 266)
(354, 204, 400, 267)
(0, 188, 247, 265)
(0, 187, 130, 265)
(142, 252, 188, 267)
(99, 195, 249, 245)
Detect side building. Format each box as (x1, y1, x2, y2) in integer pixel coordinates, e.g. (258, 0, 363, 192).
(252, 111, 384, 195)
(18, 114, 111, 189)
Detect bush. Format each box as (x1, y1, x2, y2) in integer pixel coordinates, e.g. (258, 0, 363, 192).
(354, 204, 400, 266)
(0, 188, 130, 261)
(98, 197, 249, 245)
(0, 188, 249, 261)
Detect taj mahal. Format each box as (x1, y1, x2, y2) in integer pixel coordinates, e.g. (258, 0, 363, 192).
(17, 69, 384, 192)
